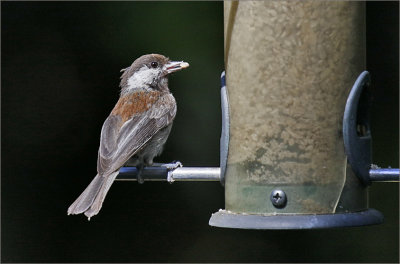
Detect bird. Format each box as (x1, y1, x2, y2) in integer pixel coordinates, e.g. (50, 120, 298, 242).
(67, 54, 189, 220)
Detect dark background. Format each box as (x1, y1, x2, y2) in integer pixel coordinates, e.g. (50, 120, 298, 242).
(1, 2, 398, 263)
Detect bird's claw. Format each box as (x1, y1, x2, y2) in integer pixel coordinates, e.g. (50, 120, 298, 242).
(136, 164, 145, 184)
(161, 161, 183, 170)
(161, 161, 183, 183)
(137, 175, 144, 184)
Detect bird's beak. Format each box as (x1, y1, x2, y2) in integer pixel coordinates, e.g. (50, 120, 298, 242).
(165, 61, 190, 74)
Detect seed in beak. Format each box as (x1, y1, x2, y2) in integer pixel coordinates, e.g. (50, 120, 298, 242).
(166, 61, 190, 74)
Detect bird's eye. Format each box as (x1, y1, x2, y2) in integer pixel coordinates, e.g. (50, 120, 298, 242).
(151, 62, 158, 68)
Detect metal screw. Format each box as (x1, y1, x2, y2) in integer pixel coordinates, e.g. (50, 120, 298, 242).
(270, 189, 287, 208)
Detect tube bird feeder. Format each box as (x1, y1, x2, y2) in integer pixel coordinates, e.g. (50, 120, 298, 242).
(209, 1, 383, 229)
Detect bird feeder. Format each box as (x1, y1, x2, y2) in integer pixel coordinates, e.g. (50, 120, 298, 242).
(209, 1, 397, 229)
(118, 1, 399, 229)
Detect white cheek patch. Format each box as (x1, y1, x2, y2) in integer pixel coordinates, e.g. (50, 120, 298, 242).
(127, 66, 159, 91)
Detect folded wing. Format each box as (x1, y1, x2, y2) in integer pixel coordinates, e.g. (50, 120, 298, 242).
(97, 93, 176, 175)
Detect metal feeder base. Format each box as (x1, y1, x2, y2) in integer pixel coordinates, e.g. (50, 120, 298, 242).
(209, 209, 384, 230)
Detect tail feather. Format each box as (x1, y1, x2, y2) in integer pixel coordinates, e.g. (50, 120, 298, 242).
(67, 172, 119, 219)
(84, 172, 119, 219)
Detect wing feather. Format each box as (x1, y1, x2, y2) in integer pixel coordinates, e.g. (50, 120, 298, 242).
(97, 93, 176, 175)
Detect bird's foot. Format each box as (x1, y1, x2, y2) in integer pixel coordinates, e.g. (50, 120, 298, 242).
(161, 160, 183, 170)
(161, 161, 183, 183)
(136, 165, 145, 184)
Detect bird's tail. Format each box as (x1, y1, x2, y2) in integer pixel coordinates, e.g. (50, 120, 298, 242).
(67, 171, 119, 220)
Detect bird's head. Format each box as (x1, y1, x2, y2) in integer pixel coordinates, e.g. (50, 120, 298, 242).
(119, 54, 189, 95)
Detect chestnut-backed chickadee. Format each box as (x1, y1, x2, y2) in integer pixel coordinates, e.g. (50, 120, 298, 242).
(67, 54, 189, 219)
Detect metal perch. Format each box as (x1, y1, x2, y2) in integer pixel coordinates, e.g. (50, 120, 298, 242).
(117, 166, 221, 182)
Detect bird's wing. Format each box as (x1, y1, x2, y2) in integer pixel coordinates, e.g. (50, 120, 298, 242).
(97, 93, 176, 175)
